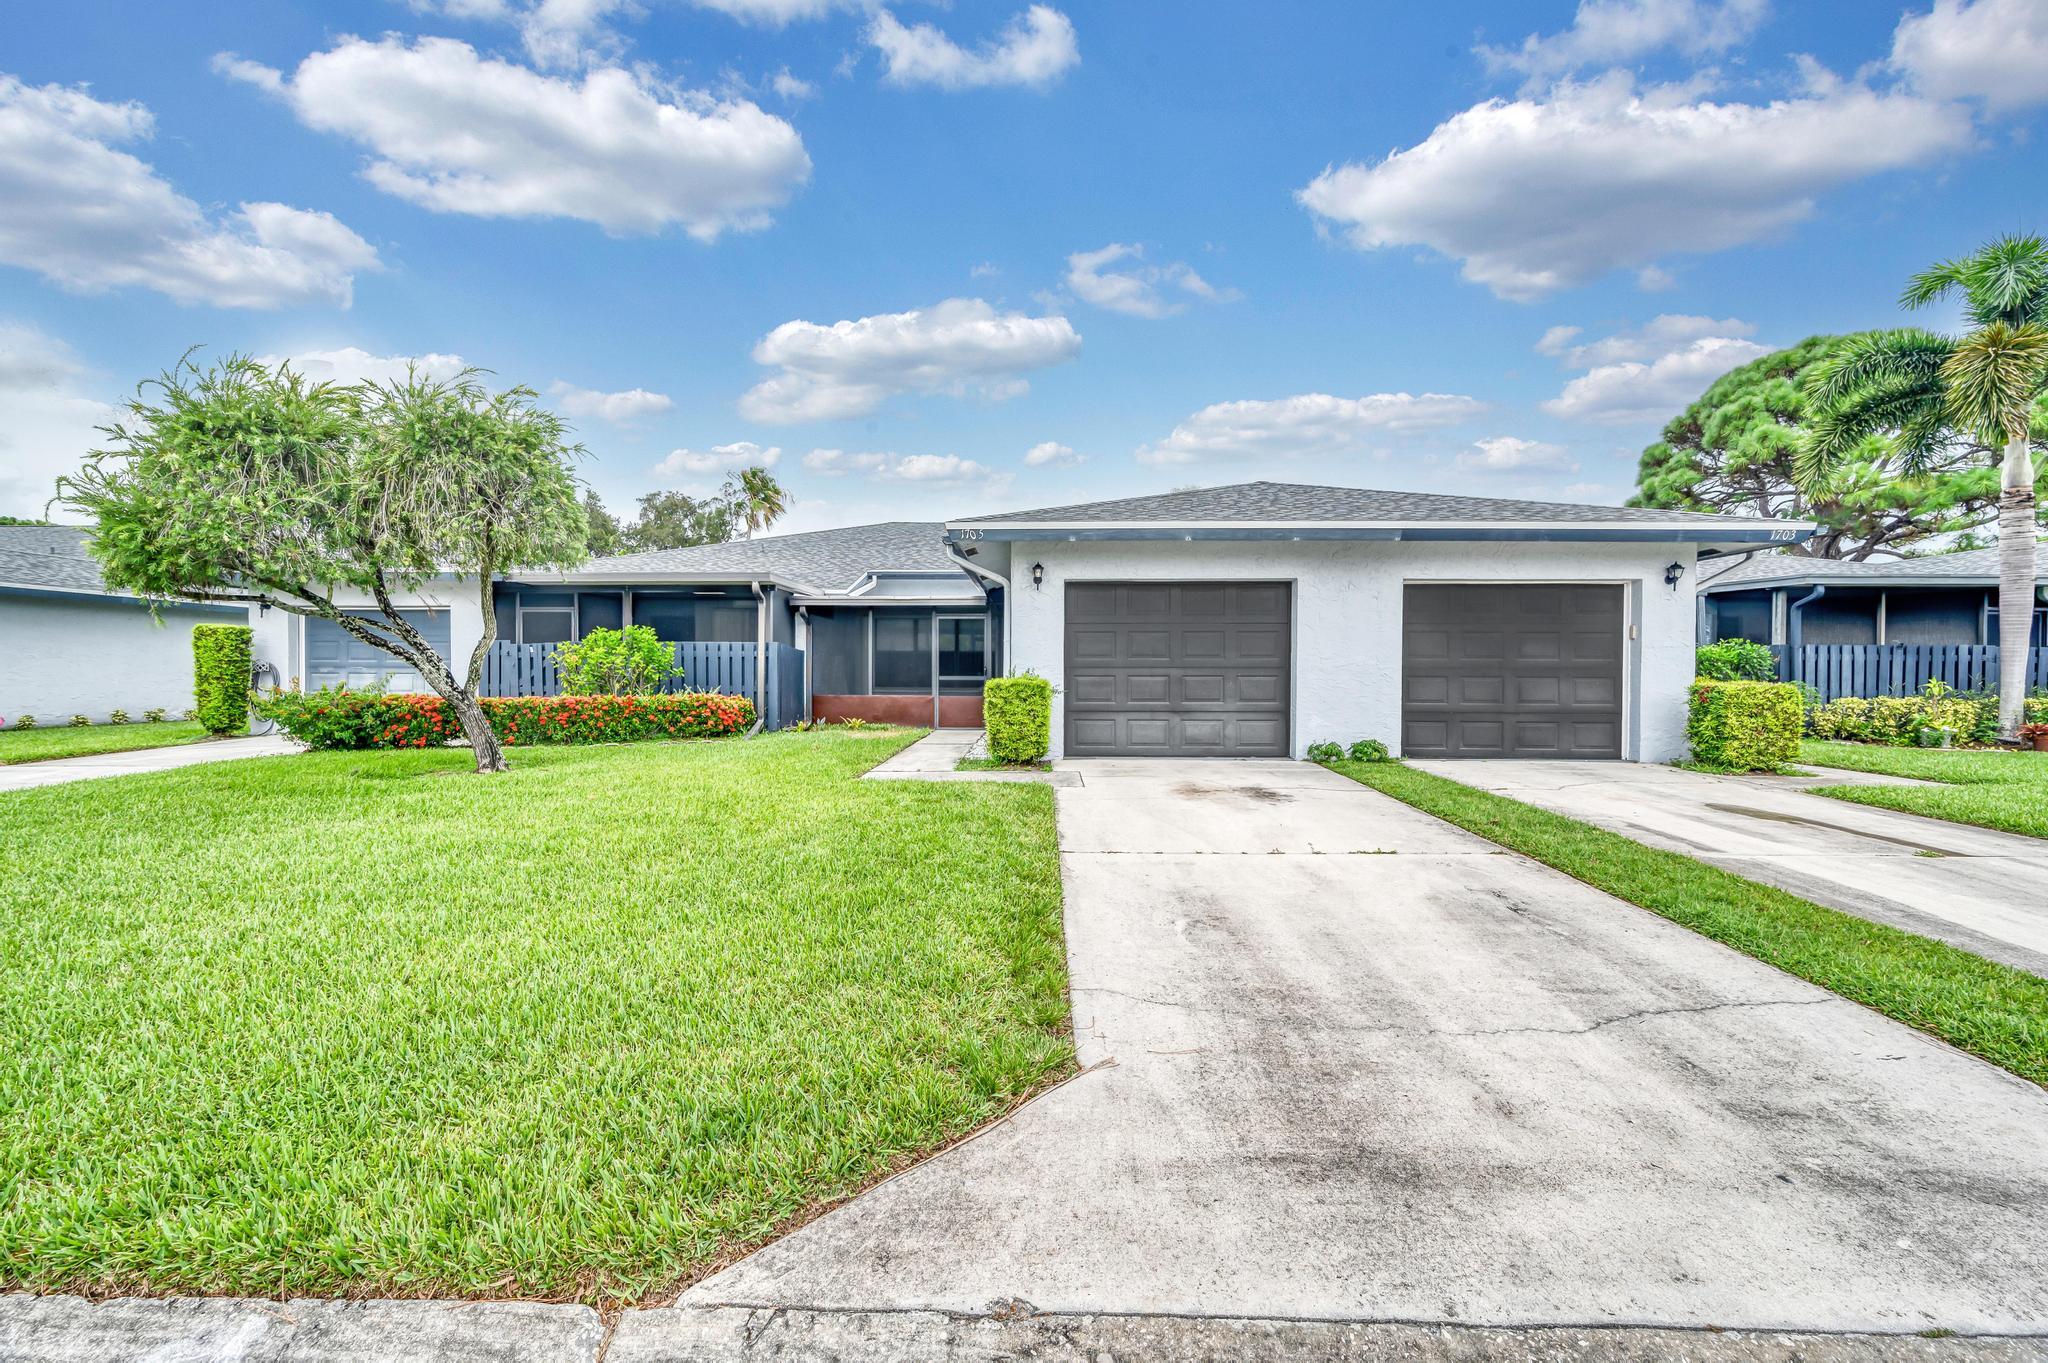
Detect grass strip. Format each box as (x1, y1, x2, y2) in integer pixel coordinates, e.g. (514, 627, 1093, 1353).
(0, 719, 219, 764)
(1797, 740, 2048, 841)
(1328, 759, 2048, 1088)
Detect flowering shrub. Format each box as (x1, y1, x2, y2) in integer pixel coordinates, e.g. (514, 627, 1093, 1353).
(257, 687, 755, 751)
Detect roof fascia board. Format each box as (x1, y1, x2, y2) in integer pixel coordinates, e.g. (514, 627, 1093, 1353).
(0, 582, 247, 611)
(508, 570, 829, 595)
(1704, 574, 2041, 593)
(943, 524, 1812, 546)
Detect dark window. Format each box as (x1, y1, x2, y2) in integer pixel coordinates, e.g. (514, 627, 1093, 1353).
(938, 615, 987, 693)
(578, 592, 623, 635)
(520, 591, 575, 608)
(874, 615, 932, 692)
(634, 595, 694, 642)
(520, 608, 574, 644)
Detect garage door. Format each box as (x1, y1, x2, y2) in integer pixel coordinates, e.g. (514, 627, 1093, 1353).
(305, 611, 451, 693)
(1403, 584, 1624, 759)
(1065, 582, 1290, 757)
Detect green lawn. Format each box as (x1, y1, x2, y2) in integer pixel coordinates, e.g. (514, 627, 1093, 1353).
(1797, 740, 2048, 841)
(0, 728, 1069, 1304)
(1328, 760, 2048, 1088)
(0, 719, 220, 765)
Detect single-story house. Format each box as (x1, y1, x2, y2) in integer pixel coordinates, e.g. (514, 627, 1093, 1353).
(0, 525, 250, 725)
(943, 481, 1797, 762)
(1698, 545, 2048, 649)
(38, 481, 1803, 761)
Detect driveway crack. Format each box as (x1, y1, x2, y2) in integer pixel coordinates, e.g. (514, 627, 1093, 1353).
(1070, 986, 1833, 1037)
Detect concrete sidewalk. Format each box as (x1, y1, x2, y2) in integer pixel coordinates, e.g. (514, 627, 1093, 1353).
(0, 734, 300, 792)
(1419, 759, 2048, 978)
(861, 727, 1077, 785)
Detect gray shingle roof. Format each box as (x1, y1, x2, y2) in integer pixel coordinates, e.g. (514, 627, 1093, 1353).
(952, 481, 1750, 526)
(576, 521, 967, 593)
(0, 526, 108, 593)
(1700, 544, 2048, 591)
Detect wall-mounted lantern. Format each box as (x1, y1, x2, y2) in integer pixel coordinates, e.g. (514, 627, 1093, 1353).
(1031, 562, 1045, 590)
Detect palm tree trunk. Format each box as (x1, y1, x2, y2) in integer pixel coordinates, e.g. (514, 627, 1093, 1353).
(1995, 435, 2037, 743)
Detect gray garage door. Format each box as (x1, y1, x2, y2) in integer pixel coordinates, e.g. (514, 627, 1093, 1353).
(1065, 582, 1290, 757)
(305, 611, 451, 693)
(1403, 584, 1624, 759)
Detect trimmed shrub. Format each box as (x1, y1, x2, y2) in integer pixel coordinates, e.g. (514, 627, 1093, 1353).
(984, 674, 1053, 763)
(1807, 682, 1993, 747)
(1346, 738, 1392, 763)
(1306, 741, 1344, 763)
(552, 625, 679, 695)
(192, 624, 253, 735)
(1688, 679, 1803, 771)
(1694, 639, 1776, 682)
(256, 687, 754, 751)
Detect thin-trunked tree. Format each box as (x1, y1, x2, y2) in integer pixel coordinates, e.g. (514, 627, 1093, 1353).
(60, 355, 587, 773)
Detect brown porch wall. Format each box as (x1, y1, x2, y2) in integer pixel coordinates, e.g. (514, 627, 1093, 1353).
(814, 694, 984, 727)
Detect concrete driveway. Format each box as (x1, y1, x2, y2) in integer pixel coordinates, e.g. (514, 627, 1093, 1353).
(1421, 759, 2048, 978)
(677, 758, 2048, 1339)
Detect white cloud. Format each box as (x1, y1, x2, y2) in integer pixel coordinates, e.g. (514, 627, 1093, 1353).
(0, 75, 378, 310)
(256, 347, 469, 387)
(693, 0, 851, 23)
(740, 297, 1081, 423)
(656, 440, 781, 478)
(1892, 0, 2048, 112)
(0, 322, 115, 518)
(1023, 440, 1083, 468)
(803, 449, 997, 483)
(405, 0, 634, 67)
(1535, 313, 1756, 367)
(1296, 71, 1973, 300)
(1063, 243, 1232, 319)
(1456, 436, 1577, 472)
(868, 5, 1079, 90)
(222, 36, 810, 240)
(770, 68, 818, 100)
(1479, 0, 1770, 82)
(548, 381, 674, 423)
(1542, 334, 1769, 424)
(1137, 391, 1487, 467)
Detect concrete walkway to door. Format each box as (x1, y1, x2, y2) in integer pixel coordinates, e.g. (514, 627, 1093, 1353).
(1419, 759, 2048, 979)
(0, 734, 300, 793)
(651, 757, 2048, 1352)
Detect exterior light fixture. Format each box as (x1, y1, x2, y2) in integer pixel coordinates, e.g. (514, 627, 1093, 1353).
(1665, 561, 1685, 589)
(1031, 562, 1045, 590)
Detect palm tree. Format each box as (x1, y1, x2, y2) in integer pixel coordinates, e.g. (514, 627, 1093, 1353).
(726, 465, 789, 540)
(1800, 235, 2048, 742)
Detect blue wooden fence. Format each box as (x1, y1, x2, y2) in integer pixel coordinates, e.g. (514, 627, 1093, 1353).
(1774, 644, 2048, 701)
(481, 640, 807, 728)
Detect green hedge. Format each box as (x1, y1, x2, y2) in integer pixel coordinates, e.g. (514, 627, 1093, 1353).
(191, 624, 252, 736)
(1807, 688, 1996, 746)
(255, 688, 754, 750)
(1688, 678, 1802, 771)
(984, 674, 1053, 763)
(1694, 639, 1776, 681)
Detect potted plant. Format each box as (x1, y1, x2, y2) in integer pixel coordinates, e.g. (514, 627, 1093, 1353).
(2020, 721, 2048, 753)
(1914, 724, 1955, 749)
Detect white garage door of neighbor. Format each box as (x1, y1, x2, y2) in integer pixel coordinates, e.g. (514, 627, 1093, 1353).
(304, 612, 451, 693)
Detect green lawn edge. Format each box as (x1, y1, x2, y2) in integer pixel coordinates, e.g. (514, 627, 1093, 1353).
(0, 720, 222, 765)
(1796, 740, 2048, 842)
(1327, 759, 2048, 1088)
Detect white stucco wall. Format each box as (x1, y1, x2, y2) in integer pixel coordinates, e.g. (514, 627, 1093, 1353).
(255, 577, 481, 690)
(1, 593, 249, 725)
(1003, 538, 1699, 762)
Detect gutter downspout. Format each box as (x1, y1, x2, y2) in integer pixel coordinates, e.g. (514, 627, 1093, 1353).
(747, 579, 767, 737)
(795, 605, 812, 723)
(1787, 583, 1825, 655)
(947, 543, 1011, 676)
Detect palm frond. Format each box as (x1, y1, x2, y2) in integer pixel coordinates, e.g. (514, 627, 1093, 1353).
(1939, 322, 2048, 445)
(1965, 234, 2048, 328)
(1805, 329, 1952, 409)
(1901, 256, 1971, 312)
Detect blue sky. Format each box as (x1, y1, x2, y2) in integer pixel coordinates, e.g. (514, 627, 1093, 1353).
(5, 0, 2047, 531)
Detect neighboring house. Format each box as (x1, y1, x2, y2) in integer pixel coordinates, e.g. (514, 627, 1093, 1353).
(0, 525, 249, 725)
(1699, 546, 2048, 650)
(943, 481, 1797, 762)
